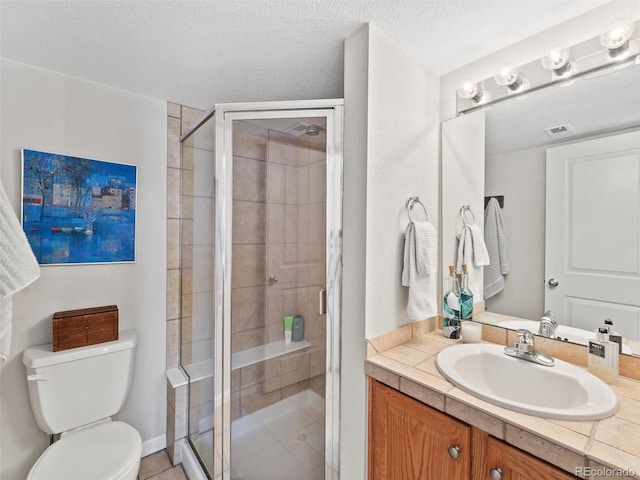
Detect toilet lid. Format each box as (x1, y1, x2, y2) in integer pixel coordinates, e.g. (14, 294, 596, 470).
(28, 421, 141, 480)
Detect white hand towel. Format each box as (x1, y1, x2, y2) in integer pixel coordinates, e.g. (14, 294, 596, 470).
(484, 197, 508, 299)
(456, 224, 490, 274)
(468, 224, 490, 266)
(456, 225, 472, 274)
(413, 220, 437, 276)
(402, 223, 437, 321)
(0, 180, 40, 362)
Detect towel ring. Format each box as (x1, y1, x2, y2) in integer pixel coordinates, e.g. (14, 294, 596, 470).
(460, 205, 476, 226)
(407, 197, 428, 223)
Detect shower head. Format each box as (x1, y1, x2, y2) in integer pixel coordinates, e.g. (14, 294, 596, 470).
(305, 124, 323, 136)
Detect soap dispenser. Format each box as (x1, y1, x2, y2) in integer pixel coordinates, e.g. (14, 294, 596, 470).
(588, 327, 619, 384)
(603, 319, 623, 352)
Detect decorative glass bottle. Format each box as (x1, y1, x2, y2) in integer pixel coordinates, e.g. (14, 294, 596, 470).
(460, 264, 474, 321)
(443, 265, 461, 339)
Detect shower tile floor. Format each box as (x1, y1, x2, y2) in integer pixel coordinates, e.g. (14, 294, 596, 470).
(191, 389, 326, 480)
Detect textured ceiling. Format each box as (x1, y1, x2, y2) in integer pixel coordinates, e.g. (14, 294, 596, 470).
(0, 0, 610, 109)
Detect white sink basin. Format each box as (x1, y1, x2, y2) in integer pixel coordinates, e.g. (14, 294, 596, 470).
(436, 343, 618, 420)
(498, 319, 632, 354)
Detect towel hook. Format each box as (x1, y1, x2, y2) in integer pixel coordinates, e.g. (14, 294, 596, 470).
(407, 197, 428, 223)
(460, 205, 476, 226)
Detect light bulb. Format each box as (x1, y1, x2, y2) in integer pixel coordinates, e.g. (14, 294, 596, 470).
(457, 81, 479, 99)
(600, 23, 635, 57)
(541, 48, 575, 77)
(494, 67, 519, 86)
(456, 81, 491, 104)
(494, 67, 529, 93)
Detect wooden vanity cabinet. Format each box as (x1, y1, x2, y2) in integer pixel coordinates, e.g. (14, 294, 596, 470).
(472, 429, 577, 480)
(368, 378, 579, 480)
(368, 379, 471, 479)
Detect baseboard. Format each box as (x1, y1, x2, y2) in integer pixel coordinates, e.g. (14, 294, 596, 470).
(142, 434, 167, 457)
(182, 441, 208, 480)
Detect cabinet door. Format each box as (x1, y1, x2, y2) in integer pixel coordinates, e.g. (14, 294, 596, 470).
(473, 429, 577, 480)
(369, 379, 471, 479)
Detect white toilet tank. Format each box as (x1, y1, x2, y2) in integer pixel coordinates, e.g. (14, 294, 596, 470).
(23, 330, 138, 435)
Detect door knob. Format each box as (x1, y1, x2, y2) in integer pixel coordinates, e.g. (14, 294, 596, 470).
(447, 445, 460, 459)
(489, 467, 503, 480)
(548, 278, 559, 288)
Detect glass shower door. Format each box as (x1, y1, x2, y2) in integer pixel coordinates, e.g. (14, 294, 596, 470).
(228, 116, 327, 480)
(216, 103, 343, 480)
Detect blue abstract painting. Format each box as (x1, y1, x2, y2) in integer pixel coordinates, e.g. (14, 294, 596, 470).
(21, 149, 137, 265)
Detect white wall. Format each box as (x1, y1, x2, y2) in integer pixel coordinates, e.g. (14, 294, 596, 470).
(342, 24, 369, 480)
(342, 23, 440, 478)
(0, 60, 167, 479)
(365, 25, 441, 338)
(441, 111, 485, 301)
(485, 145, 546, 319)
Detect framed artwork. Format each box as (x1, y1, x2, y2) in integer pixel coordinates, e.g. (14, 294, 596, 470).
(21, 149, 137, 265)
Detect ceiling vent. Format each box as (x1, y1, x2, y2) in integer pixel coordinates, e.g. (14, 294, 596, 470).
(544, 124, 576, 138)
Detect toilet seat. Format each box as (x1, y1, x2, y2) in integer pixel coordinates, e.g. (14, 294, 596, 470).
(27, 420, 141, 480)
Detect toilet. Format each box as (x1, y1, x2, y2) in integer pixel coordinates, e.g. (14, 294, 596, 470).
(22, 330, 141, 480)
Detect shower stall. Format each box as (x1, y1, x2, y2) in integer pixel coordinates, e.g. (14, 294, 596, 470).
(178, 100, 343, 480)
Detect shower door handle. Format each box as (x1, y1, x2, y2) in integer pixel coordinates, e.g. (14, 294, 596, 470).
(319, 289, 327, 315)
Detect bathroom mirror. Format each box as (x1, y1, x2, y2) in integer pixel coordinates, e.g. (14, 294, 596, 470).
(444, 61, 640, 355)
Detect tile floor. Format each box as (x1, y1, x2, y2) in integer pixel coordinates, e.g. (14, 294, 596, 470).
(138, 450, 187, 480)
(190, 389, 326, 480)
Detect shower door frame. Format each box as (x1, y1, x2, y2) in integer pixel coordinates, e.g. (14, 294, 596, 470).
(214, 99, 344, 480)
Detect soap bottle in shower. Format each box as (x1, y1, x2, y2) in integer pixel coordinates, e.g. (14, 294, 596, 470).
(459, 264, 473, 321)
(588, 327, 619, 384)
(443, 265, 461, 339)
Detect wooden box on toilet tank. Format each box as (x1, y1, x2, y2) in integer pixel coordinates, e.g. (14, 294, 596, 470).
(52, 305, 119, 352)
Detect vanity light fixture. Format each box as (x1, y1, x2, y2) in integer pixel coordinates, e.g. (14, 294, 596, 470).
(494, 67, 529, 94)
(541, 48, 576, 78)
(600, 22, 635, 58)
(456, 19, 640, 114)
(456, 80, 491, 105)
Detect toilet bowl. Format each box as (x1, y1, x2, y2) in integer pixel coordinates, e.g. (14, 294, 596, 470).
(23, 330, 141, 480)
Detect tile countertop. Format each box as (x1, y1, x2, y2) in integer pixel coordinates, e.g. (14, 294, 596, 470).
(365, 330, 640, 480)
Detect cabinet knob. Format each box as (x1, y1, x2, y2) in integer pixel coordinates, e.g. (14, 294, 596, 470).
(447, 445, 460, 459)
(489, 467, 503, 480)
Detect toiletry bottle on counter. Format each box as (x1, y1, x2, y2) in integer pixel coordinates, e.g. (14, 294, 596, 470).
(603, 319, 623, 352)
(588, 327, 619, 384)
(283, 315, 293, 344)
(443, 265, 461, 339)
(459, 264, 473, 321)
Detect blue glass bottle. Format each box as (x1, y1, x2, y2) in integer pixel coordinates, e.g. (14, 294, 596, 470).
(460, 264, 474, 321)
(443, 265, 461, 339)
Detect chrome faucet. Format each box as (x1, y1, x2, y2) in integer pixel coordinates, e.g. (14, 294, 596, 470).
(538, 310, 558, 338)
(504, 329, 555, 366)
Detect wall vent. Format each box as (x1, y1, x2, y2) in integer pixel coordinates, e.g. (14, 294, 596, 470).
(544, 124, 575, 138)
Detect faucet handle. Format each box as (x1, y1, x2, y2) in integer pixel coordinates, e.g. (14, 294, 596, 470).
(516, 329, 534, 345)
(514, 329, 534, 352)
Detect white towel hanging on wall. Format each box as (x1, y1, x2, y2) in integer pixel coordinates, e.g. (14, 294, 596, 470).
(402, 198, 438, 321)
(456, 206, 489, 274)
(484, 197, 508, 299)
(0, 180, 40, 362)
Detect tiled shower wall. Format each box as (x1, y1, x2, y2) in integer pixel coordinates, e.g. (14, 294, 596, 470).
(230, 121, 326, 420)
